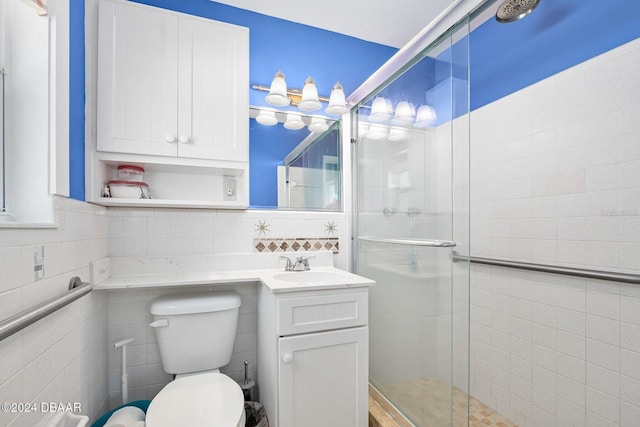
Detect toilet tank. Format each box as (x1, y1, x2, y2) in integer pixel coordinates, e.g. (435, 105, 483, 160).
(150, 291, 241, 375)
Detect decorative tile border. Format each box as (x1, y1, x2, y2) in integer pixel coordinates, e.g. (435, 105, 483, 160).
(253, 237, 339, 254)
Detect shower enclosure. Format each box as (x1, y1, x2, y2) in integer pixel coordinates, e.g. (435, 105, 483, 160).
(352, 16, 472, 427)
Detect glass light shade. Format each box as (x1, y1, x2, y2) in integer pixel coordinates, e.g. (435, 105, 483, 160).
(298, 76, 322, 111)
(308, 117, 329, 133)
(256, 110, 278, 126)
(388, 127, 408, 142)
(392, 101, 416, 124)
(325, 82, 348, 115)
(284, 113, 305, 130)
(265, 71, 290, 107)
(369, 97, 392, 122)
(414, 104, 437, 128)
(366, 124, 389, 140)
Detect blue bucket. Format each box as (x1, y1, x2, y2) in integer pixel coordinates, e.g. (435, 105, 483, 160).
(90, 400, 151, 427)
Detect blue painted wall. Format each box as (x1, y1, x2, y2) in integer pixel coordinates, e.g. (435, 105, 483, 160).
(249, 120, 339, 208)
(249, 121, 307, 208)
(69, 0, 85, 200)
(469, 0, 640, 110)
(70, 0, 640, 201)
(363, 0, 640, 127)
(67, 0, 397, 201)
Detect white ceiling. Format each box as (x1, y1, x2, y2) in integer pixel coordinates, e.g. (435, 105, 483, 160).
(211, 0, 458, 48)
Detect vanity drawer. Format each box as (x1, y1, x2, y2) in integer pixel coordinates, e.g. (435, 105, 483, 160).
(277, 291, 368, 336)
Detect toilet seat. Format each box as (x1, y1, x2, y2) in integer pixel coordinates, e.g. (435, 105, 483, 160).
(146, 373, 245, 427)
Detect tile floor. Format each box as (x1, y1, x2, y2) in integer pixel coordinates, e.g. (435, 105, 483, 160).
(369, 378, 517, 427)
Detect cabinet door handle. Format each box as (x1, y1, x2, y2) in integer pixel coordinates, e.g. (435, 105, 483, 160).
(179, 135, 191, 144)
(282, 353, 293, 364)
(165, 134, 177, 143)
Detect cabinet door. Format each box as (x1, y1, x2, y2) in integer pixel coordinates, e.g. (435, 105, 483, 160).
(97, 0, 179, 156)
(177, 17, 249, 161)
(278, 327, 369, 427)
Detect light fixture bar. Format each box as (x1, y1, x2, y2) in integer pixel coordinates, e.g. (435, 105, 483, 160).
(252, 84, 331, 107)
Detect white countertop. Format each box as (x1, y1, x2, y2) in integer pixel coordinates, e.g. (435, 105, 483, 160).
(93, 253, 374, 293)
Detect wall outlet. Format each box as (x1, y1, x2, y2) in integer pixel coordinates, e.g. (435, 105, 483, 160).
(223, 175, 236, 201)
(34, 245, 44, 281)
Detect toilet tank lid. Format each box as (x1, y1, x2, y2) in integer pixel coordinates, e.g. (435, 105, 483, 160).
(150, 292, 241, 315)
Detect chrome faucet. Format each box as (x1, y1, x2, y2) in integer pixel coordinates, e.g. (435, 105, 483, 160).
(279, 255, 313, 271)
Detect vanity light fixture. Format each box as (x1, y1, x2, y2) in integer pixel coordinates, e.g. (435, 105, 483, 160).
(325, 82, 348, 115)
(369, 97, 393, 122)
(255, 109, 278, 126)
(391, 101, 416, 125)
(414, 104, 437, 128)
(298, 77, 322, 111)
(308, 117, 329, 133)
(264, 70, 290, 107)
(253, 71, 348, 117)
(284, 113, 305, 130)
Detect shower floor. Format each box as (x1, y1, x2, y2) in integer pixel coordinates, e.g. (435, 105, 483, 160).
(369, 378, 517, 427)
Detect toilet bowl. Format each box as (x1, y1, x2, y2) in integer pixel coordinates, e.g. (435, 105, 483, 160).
(146, 373, 245, 427)
(147, 291, 245, 427)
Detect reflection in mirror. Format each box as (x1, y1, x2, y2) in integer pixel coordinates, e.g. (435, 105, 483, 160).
(249, 107, 341, 211)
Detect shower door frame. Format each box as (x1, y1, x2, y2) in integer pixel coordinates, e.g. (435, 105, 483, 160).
(348, 2, 487, 425)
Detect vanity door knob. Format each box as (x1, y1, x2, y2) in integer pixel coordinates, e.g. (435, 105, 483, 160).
(165, 134, 177, 143)
(282, 353, 293, 364)
(178, 135, 191, 144)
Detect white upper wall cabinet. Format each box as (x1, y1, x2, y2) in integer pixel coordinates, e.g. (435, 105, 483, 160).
(97, 0, 248, 162)
(88, 0, 249, 209)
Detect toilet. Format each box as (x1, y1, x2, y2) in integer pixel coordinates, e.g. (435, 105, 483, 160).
(146, 291, 246, 427)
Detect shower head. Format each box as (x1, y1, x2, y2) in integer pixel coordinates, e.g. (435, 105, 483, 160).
(495, 0, 541, 23)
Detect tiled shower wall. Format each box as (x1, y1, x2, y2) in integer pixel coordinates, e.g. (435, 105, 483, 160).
(469, 38, 640, 426)
(0, 198, 109, 427)
(105, 207, 349, 405)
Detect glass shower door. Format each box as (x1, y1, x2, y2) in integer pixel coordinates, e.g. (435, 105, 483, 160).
(353, 19, 471, 427)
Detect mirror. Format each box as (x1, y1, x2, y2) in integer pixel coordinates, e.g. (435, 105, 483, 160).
(249, 107, 342, 211)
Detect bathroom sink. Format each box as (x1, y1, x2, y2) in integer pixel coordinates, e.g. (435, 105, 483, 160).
(272, 271, 346, 283)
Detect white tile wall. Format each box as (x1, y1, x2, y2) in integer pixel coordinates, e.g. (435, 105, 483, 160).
(470, 38, 640, 426)
(0, 197, 109, 427)
(104, 206, 349, 406)
(107, 208, 349, 269)
(106, 283, 257, 408)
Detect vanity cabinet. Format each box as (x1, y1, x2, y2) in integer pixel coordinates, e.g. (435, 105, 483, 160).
(258, 288, 369, 427)
(88, 0, 249, 208)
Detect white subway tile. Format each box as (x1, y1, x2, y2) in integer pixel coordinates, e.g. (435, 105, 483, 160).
(557, 396, 586, 426)
(557, 330, 586, 360)
(621, 322, 640, 352)
(587, 290, 620, 320)
(532, 384, 557, 416)
(586, 315, 619, 346)
(556, 284, 586, 312)
(532, 365, 556, 393)
(532, 302, 556, 328)
(586, 339, 620, 372)
(586, 411, 619, 427)
(586, 363, 620, 398)
(557, 353, 586, 384)
(621, 295, 640, 325)
(532, 323, 557, 349)
(557, 308, 586, 335)
(621, 401, 640, 427)
(530, 405, 557, 427)
(621, 375, 640, 406)
(621, 349, 640, 381)
(557, 240, 586, 265)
